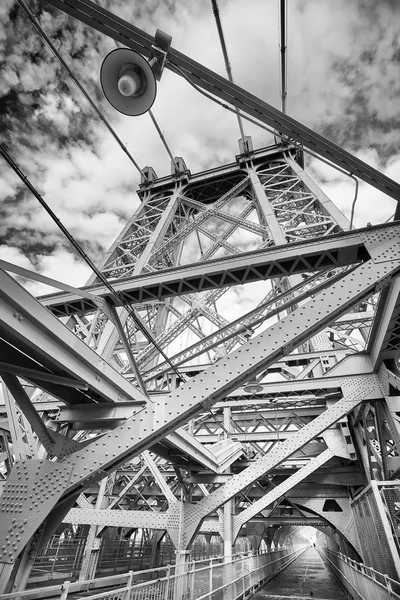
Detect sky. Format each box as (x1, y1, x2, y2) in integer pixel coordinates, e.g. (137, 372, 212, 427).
(0, 0, 399, 297)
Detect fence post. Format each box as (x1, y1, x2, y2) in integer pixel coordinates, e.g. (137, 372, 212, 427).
(384, 574, 394, 596)
(126, 570, 134, 592)
(189, 564, 196, 600)
(59, 580, 70, 600)
(164, 564, 171, 600)
(209, 557, 213, 595)
(173, 550, 191, 600)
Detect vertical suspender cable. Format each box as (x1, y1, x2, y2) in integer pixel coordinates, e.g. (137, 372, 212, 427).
(211, 0, 246, 141)
(279, 0, 288, 114)
(148, 110, 175, 161)
(110, 31, 177, 162)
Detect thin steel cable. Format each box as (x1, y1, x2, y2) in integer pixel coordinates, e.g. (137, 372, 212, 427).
(16, 0, 143, 174)
(10, 12, 183, 386)
(0, 145, 187, 387)
(149, 109, 175, 161)
(349, 177, 359, 229)
(10, 2, 187, 383)
(279, 0, 288, 114)
(170, 61, 359, 230)
(211, 0, 246, 141)
(97, 0, 176, 164)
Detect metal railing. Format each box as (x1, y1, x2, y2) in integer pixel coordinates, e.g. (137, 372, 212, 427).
(30, 536, 243, 583)
(31, 536, 86, 582)
(320, 548, 400, 600)
(0, 546, 305, 600)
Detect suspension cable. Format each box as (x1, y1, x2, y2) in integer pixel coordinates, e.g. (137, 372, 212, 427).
(15, 0, 143, 174)
(211, 0, 246, 140)
(13, 2, 187, 382)
(0, 144, 187, 387)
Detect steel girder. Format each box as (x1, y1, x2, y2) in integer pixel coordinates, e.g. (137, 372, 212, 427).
(39, 222, 390, 316)
(167, 371, 384, 548)
(60, 509, 327, 534)
(231, 449, 335, 538)
(140, 273, 359, 384)
(0, 227, 397, 566)
(64, 507, 169, 530)
(368, 277, 400, 368)
(0, 268, 148, 406)
(45, 0, 400, 206)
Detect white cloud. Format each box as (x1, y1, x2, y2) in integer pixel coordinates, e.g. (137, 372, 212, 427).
(0, 245, 91, 296)
(0, 0, 399, 297)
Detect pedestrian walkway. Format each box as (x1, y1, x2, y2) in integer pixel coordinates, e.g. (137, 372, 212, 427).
(251, 547, 348, 599)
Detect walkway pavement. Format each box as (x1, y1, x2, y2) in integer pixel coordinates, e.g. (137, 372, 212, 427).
(251, 547, 348, 600)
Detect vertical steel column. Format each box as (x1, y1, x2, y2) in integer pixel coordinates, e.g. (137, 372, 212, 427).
(85, 200, 148, 285)
(223, 500, 234, 600)
(78, 477, 108, 581)
(248, 167, 287, 245)
(222, 406, 233, 600)
(285, 155, 351, 231)
(133, 189, 181, 275)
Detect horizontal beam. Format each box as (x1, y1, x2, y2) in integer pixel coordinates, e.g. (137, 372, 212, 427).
(195, 432, 296, 443)
(64, 508, 168, 530)
(61, 508, 326, 531)
(2, 239, 397, 563)
(61, 258, 391, 492)
(46, 0, 400, 205)
(39, 223, 386, 316)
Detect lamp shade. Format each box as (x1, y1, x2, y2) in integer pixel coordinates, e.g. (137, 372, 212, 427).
(100, 48, 157, 116)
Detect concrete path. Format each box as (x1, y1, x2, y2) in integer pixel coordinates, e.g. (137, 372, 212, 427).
(251, 547, 348, 600)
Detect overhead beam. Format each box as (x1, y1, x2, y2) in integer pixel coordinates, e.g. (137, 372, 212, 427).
(45, 0, 400, 206)
(39, 222, 396, 317)
(168, 375, 381, 548)
(60, 252, 398, 500)
(0, 231, 398, 568)
(65, 507, 168, 530)
(62, 508, 326, 531)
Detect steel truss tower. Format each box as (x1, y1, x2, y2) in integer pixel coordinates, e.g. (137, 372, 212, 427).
(1, 139, 400, 593)
(1, 1, 400, 595)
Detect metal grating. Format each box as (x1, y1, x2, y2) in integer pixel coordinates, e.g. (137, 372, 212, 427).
(380, 485, 400, 555)
(351, 485, 398, 579)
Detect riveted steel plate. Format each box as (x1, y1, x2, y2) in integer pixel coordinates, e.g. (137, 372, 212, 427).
(0, 460, 72, 564)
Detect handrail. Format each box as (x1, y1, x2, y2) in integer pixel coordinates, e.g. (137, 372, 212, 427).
(0, 547, 301, 600)
(319, 548, 400, 600)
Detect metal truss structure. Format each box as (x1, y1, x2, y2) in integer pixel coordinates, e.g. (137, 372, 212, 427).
(0, 0, 400, 595)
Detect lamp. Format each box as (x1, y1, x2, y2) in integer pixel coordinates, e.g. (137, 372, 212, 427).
(100, 48, 157, 116)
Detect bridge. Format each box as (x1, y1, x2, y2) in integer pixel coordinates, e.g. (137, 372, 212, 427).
(0, 1, 399, 599)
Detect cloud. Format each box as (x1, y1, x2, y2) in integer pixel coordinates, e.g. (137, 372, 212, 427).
(0, 0, 398, 302)
(0, 244, 91, 295)
(307, 148, 399, 226)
